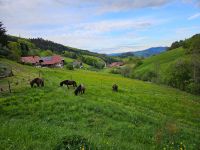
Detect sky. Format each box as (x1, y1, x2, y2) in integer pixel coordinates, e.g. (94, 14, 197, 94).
(0, 0, 200, 54)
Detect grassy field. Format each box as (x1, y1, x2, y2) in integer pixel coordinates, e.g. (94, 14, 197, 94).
(0, 59, 200, 149)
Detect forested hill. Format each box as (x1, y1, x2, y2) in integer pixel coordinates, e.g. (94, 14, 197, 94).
(133, 33, 200, 95)
(29, 38, 100, 58)
(6, 35, 116, 64)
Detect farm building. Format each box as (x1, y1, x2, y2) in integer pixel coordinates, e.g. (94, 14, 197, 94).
(21, 55, 64, 68)
(39, 55, 64, 67)
(72, 61, 83, 68)
(21, 56, 40, 65)
(108, 62, 124, 67)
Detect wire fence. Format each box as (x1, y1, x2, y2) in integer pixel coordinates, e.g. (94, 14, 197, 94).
(0, 71, 42, 94)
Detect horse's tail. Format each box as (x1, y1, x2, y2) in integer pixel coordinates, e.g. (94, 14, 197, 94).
(60, 81, 63, 86)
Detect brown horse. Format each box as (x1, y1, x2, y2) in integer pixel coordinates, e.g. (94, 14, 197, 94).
(30, 78, 44, 87)
(74, 84, 85, 96)
(112, 84, 118, 92)
(60, 80, 77, 89)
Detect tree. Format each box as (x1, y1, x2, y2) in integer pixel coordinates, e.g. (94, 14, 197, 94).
(0, 22, 8, 47)
(166, 59, 191, 90)
(168, 40, 184, 50)
(7, 42, 21, 61)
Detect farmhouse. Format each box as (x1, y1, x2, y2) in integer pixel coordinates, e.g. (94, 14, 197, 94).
(39, 55, 64, 67)
(108, 62, 124, 67)
(21, 55, 64, 68)
(21, 56, 40, 65)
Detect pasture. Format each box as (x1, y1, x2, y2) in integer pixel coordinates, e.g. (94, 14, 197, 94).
(0, 59, 200, 149)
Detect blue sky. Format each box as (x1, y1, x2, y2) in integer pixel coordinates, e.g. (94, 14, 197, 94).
(0, 0, 200, 53)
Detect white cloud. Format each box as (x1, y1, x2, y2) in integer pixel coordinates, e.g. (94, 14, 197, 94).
(188, 13, 200, 20)
(76, 19, 155, 33)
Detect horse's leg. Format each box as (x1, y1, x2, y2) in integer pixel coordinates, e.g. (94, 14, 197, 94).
(67, 84, 69, 89)
(37, 83, 39, 87)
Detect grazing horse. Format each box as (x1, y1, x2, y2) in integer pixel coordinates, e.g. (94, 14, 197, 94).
(30, 78, 44, 87)
(60, 80, 77, 89)
(112, 84, 118, 92)
(74, 84, 85, 96)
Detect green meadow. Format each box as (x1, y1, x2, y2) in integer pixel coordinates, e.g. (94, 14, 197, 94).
(133, 47, 186, 79)
(0, 59, 200, 149)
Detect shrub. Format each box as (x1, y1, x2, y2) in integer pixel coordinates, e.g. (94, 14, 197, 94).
(121, 65, 132, 77)
(140, 70, 157, 81)
(165, 59, 191, 90)
(110, 68, 121, 74)
(135, 60, 143, 67)
(186, 82, 200, 95)
(66, 63, 74, 70)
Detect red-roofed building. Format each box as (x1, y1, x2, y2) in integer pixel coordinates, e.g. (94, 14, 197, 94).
(21, 56, 40, 65)
(21, 55, 64, 68)
(40, 55, 64, 67)
(108, 62, 124, 67)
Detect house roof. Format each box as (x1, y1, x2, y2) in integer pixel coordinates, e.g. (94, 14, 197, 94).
(108, 62, 124, 67)
(40, 55, 64, 65)
(21, 56, 40, 64)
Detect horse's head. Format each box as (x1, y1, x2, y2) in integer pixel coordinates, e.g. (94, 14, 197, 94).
(74, 81, 77, 87)
(74, 89, 78, 95)
(30, 81, 33, 87)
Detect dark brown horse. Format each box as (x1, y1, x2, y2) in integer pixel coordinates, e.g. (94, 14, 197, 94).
(112, 84, 118, 92)
(30, 78, 44, 87)
(60, 80, 77, 89)
(74, 84, 85, 96)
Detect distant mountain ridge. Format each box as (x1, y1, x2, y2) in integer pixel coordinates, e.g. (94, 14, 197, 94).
(109, 47, 168, 57)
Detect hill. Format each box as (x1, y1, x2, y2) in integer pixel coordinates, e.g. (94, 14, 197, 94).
(132, 34, 200, 94)
(5, 36, 116, 64)
(133, 47, 185, 79)
(109, 47, 168, 57)
(0, 58, 200, 149)
(0, 35, 118, 69)
(133, 47, 168, 57)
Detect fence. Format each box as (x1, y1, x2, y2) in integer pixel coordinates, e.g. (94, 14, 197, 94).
(0, 71, 42, 95)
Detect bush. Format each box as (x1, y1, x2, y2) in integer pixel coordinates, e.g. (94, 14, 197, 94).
(141, 70, 157, 81)
(110, 68, 121, 74)
(66, 63, 74, 70)
(186, 82, 200, 95)
(135, 60, 143, 67)
(121, 66, 132, 77)
(164, 59, 191, 90)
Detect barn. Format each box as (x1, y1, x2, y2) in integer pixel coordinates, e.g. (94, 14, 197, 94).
(21, 55, 64, 68)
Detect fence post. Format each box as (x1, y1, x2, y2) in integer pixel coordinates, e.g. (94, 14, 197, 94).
(8, 80, 11, 93)
(70, 75, 72, 80)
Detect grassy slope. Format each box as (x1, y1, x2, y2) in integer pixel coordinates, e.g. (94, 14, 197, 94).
(133, 47, 187, 78)
(0, 59, 200, 150)
(64, 57, 91, 69)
